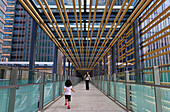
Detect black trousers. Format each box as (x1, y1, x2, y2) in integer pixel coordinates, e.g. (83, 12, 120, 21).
(86, 80, 90, 90)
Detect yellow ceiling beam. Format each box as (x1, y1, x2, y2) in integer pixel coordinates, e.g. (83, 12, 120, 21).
(72, 0, 82, 67)
(88, 0, 111, 67)
(53, 0, 79, 67)
(78, 0, 84, 67)
(20, 0, 78, 69)
(85, 0, 93, 67)
(86, 0, 98, 67)
(60, 0, 81, 67)
(90, 0, 133, 68)
(91, 0, 151, 69)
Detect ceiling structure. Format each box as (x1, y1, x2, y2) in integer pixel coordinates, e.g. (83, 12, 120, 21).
(17, 0, 152, 70)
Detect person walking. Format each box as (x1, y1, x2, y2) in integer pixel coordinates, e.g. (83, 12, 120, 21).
(84, 72, 91, 90)
(62, 80, 75, 109)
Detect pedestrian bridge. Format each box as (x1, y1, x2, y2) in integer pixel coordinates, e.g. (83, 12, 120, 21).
(0, 0, 170, 112)
(0, 67, 169, 112)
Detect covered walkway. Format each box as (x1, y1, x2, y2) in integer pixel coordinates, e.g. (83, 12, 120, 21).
(44, 82, 124, 112)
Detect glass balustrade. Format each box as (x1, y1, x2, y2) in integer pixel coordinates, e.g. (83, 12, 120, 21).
(0, 66, 81, 112)
(92, 65, 170, 112)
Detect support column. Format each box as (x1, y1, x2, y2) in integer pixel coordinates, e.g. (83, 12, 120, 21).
(71, 66, 73, 76)
(104, 55, 107, 76)
(68, 61, 70, 79)
(99, 61, 102, 76)
(39, 72, 45, 111)
(125, 35, 128, 71)
(125, 71, 130, 111)
(8, 68, 18, 112)
(52, 45, 58, 74)
(63, 56, 66, 79)
(29, 20, 38, 83)
(133, 19, 141, 83)
(52, 45, 58, 101)
(112, 44, 117, 74)
(153, 66, 162, 112)
(133, 19, 143, 112)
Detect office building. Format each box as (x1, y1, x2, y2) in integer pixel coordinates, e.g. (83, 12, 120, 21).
(2, 0, 54, 62)
(0, 0, 7, 60)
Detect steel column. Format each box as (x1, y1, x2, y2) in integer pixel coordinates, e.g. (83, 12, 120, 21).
(133, 19, 141, 83)
(63, 56, 66, 79)
(125, 35, 128, 71)
(104, 55, 107, 76)
(71, 65, 73, 76)
(112, 44, 117, 74)
(29, 19, 38, 83)
(39, 72, 45, 111)
(133, 19, 143, 112)
(8, 68, 18, 112)
(99, 61, 102, 76)
(52, 45, 58, 101)
(68, 61, 70, 79)
(52, 45, 58, 74)
(114, 73, 117, 100)
(153, 66, 162, 112)
(125, 71, 130, 111)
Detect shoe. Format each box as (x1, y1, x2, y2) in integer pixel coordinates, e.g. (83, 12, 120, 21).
(68, 105, 70, 109)
(65, 103, 67, 106)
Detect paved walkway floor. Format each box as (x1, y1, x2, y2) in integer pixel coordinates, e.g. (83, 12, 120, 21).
(44, 81, 125, 112)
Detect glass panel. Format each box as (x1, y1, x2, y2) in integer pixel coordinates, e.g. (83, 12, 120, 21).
(116, 82, 126, 106)
(130, 84, 156, 112)
(44, 83, 53, 105)
(0, 88, 10, 112)
(104, 81, 107, 93)
(0, 69, 11, 86)
(160, 88, 170, 112)
(110, 81, 114, 98)
(62, 81, 65, 91)
(44, 73, 53, 82)
(159, 66, 170, 85)
(17, 70, 41, 84)
(14, 85, 39, 112)
(101, 80, 104, 91)
(55, 82, 60, 98)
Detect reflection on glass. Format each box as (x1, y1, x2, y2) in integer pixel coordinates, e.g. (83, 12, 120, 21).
(160, 88, 170, 112)
(0, 88, 10, 112)
(44, 83, 53, 105)
(131, 84, 156, 112)
(14, 85, 39, 112)
(116, 82, 126, 105)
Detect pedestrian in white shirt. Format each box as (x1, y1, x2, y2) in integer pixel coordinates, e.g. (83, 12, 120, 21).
(84, 72, 91, 90)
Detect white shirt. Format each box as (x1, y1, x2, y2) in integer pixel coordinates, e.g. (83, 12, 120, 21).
(84, 74, 91, 80)
(64, 86, 72, 95)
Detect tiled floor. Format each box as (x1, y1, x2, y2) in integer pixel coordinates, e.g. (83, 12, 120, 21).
(44, 82, 125, 112)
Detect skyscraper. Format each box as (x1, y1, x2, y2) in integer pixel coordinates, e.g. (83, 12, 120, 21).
(2, 0, 54, 62)
(0, 0, 7, 60)
(2, 0, 15, 61)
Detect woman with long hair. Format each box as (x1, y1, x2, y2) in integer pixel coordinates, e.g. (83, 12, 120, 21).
(84, 72, 91, 90)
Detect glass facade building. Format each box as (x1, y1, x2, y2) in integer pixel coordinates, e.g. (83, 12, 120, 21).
(2, 0, 15, 61)
(0, 0, 7, 60)
(2, 0, 54, 62)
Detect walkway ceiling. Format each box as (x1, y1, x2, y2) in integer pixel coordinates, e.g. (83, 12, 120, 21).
(18, 0, 151, 70)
